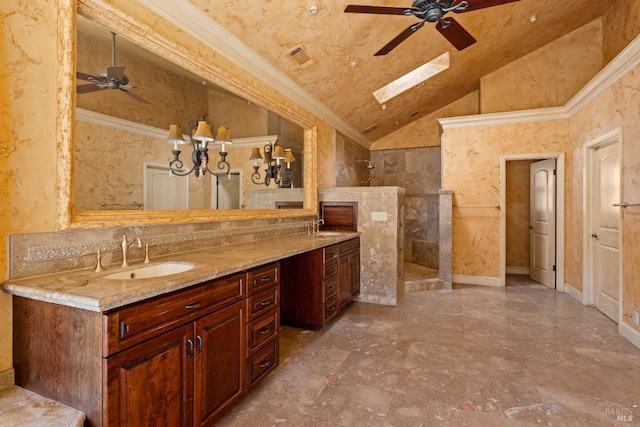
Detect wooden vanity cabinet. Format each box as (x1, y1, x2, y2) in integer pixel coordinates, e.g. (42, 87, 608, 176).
(14, 263, 280, 427)
(280, 238, 360, 330)
(245, 263, 280, 390)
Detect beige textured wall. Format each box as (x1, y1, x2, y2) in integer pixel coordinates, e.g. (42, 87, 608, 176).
(569, 67, 640, 332)
(443, 120, 569, 278)
(506, 160, 535, 270)
(1, 0, 63, 373)
(370, 92, 479, 151)
(335, 132, 371, 187)
(603, 0, 640, 64)
(480, 19, 603, 113)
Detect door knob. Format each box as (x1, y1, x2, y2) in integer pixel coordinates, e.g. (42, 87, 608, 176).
(528, 225, 533, 230)
(591, 233, 598, 239)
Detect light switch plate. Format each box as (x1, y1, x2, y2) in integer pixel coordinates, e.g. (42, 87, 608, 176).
(371, 212, 388, 221)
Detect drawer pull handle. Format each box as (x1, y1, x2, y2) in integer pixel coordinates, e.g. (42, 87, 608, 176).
(328, 286, 335, 292)
(327, 267, 336, 274)
(328, 306, 336, 313)
(119, 321, 130, 339)
(259, 359, 271, 368)
(259, 300, 271, 306)
(260, 327, 271, 335)
(258, 275, 271, 282)
(187, 339, 194, 358)
(186, 301, 201, 309)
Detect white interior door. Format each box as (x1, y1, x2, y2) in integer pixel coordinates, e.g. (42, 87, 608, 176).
(145, 164, 188, 210)
(592, 142, 620, 322)
(212, 173, 240, 209)
(529, 159, 556, 288)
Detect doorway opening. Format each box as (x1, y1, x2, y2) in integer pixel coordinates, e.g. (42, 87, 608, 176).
(500, 153, 565, 291)
(144, 163, 189, 210)
(211, 172, 241, 210)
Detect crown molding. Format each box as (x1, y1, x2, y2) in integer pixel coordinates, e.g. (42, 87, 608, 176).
(138, 0, 371, 148)
(76, 108, 278, 146)
(439, 33, 640, 130)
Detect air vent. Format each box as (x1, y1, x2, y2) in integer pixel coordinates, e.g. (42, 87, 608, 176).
(286, 45, 313, 67)
(362, 124, 379, 134)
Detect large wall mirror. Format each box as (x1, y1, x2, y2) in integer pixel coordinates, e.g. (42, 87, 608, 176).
(68, 3, 315, 227)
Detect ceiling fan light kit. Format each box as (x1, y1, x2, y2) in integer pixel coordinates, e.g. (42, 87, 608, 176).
(344, 0, 521, 55)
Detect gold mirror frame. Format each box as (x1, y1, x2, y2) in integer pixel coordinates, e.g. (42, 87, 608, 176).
(56, 0, 317, 229)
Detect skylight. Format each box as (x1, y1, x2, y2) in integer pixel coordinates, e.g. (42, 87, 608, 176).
(373, 52, 450, 105)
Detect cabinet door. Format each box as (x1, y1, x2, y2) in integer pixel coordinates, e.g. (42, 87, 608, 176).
(350, 251, 361, 297)
(194, 300, 246, 427)
(105, 324, 193, 427)
(338, 255, 352, 308)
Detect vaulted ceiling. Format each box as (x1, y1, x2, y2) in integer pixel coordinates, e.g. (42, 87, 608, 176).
(185, 0, 613, 143)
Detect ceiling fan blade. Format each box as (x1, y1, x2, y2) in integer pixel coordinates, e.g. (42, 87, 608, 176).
(454, 0, 521, 13)
(106, 66, 125, 81)
(436, 17, 476, 51)
(375, 22, 424, 56)
(77, 71, 100, 81)
(76, 84, 103, 94)
(344, 5, 417, 15)
(119, 88, 151, 104)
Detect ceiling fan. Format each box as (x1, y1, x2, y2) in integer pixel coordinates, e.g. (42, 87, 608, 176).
(76, 32, 150, 104)
(345, 0, 521, 56)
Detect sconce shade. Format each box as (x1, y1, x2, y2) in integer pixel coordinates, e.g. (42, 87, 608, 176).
(263, 151, 272, 164)
(272, 145, 286, 160)
(166, 125, 186, 144)
(284, 149, 296, 163)
(193, 121, 214, 142)
(249, 147, 263, 161)
(214, 126, 233, 145)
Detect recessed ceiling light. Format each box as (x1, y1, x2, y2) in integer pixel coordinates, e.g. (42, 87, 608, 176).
(309, 4, 318, 14)
(348, 61, 357, 69)
(529, 15, 537, 23)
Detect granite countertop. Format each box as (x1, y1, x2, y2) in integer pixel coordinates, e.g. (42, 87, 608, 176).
(2, 232, 359, 313)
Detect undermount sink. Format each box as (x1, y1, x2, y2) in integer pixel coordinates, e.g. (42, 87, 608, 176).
(102, 262, 195, 280)
(315, 231, 343, 237)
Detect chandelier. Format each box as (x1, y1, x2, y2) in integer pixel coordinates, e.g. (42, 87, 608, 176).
(249, 141, 296, 187)
(165, 115, 233, 177)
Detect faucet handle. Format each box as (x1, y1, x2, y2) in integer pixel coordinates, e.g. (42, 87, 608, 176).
(94, 250, 105, 272)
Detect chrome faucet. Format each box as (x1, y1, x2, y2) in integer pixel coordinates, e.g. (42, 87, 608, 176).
(121, 235, 142, 268)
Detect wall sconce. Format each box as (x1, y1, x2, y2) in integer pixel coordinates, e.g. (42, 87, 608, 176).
(249, 141, 296, 187)
(166, 115, 233, 177)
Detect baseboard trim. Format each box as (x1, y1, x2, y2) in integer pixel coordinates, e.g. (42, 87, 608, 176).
(0, 369, 15, 390)
(619, 322, 640, 350)
(506, 266, 530, 275)
(453, 275, 501, 287)
(563, 283, 583, 304)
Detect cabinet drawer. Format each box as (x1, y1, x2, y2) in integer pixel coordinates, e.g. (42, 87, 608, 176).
(323, 245, 339, 263)
(340, 238, 360, 255)
(247, 285, 280, 321)
(324, 296, 338, 322)
(247, 338, 279, 389)
(248, 262, 280, 295)
(323, 259, 338, 279)
(104, 272, 245, 356)
(324, 278, 337, 300)
(247, 310, 279, 354)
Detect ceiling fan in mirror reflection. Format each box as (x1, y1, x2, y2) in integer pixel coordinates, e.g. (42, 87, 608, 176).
(165, 116, 233, 177)
(76, 32, 152, 104)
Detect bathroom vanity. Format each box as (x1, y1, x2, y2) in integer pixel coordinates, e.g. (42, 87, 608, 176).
(5, 232, 358, 427)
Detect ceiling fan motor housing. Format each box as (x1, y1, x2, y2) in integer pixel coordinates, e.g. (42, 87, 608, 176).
(412, 0, 445, 22)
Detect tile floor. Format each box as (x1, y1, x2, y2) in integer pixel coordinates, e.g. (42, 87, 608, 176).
(218, 276, 640, 426)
